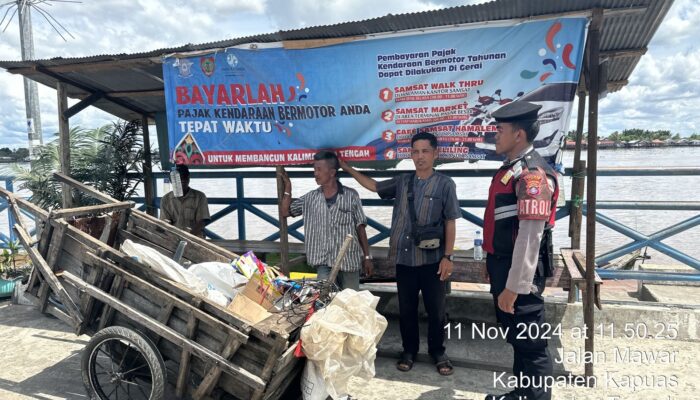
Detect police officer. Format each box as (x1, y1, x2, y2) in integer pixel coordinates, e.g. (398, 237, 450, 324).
(483, 101, 559, 400)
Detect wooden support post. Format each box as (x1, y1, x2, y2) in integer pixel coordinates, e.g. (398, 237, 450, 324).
(276, 166, 290, 276)
(570, 87, 587, 249)
(570, 160, 586, 249)
(57, 83, 72, 209)
(142, 116, 156, 216)
(584, 7, 604, 381)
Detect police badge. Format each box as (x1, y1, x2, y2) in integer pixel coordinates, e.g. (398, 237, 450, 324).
(175, 59, 193, 78)
(200, 56, 216, 77)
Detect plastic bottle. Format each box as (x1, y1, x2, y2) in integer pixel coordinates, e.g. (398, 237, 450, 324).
(473, 230, 483, 261)
(170, 165, 184, 197)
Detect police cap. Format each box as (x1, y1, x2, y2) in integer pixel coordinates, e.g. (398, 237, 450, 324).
(492, 100, 542, 124)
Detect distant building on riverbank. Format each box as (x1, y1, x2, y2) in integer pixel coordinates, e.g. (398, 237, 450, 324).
(565, 138, 700, 150)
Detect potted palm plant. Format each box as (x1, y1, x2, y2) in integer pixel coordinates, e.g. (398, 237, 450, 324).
(0, 240, 29, 298)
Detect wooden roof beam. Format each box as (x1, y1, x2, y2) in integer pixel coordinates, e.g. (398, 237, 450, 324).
(64, 91, 103, 119)
(107, 89, 164, 98)
(36, 65, 150, 117)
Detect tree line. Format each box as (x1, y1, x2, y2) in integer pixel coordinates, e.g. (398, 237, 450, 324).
(566, 129, 700, 142)
(0, 147, 29, 161)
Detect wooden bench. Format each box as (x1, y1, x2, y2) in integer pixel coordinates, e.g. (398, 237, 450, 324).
(560, 248, 603, 308)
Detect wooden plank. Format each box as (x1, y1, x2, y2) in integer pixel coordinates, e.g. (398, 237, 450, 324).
(53, 172, 120, 204)
(97, 275, 125, 331)
(86, 252, 247, 343)
(77, 264, 103, 335)
(252, 339, 288, 400)
(23, 291, 76, 327)
(176, 299, 202, 398)
(50, 201, 134, 220)
(572, 250, 603, 310)
(14, 224, 83, 327)
(38, 222, 55, 258)
(192, 334, 245, 399)
(45, 219, 68, 269)
(0, 188, 49, 221)
(37, 281, 50, 313)
(283, 36, 364, 49)
(0, 187, 29, 229)
(129, 210, 239, 261)
(128, 214, 231, 263)
(572, 251, 603, 284)
(62, 270, 265, 391)
(560, 248, 582, 303)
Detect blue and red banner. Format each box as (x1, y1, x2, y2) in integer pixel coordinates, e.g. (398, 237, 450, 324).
(163, 17, 587, 166)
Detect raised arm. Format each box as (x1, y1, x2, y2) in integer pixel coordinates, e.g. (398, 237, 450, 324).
(338, 158, 378, 192)
(280, 168, 292, 217)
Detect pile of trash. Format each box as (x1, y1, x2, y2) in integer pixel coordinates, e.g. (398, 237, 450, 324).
(120, 239, 336, 326)
(120, 239, 387, 400)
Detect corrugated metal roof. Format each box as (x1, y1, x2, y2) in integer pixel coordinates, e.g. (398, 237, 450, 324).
(0, 0, 674, 121)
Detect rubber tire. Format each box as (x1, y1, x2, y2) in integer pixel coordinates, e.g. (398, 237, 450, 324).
(81, 326, 166, 400)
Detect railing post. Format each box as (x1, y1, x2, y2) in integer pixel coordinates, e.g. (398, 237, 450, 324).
(236, 177, 246, 240)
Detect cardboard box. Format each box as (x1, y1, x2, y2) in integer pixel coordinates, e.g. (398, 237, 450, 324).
(241, 272, 282, 310)
(227, 294, 271, 325)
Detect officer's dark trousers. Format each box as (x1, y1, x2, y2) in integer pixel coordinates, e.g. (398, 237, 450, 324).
(396, 263, 446, 359)
(487, 255, 552, 400)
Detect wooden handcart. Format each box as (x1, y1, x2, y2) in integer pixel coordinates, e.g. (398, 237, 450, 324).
(0, 173, 306, 400)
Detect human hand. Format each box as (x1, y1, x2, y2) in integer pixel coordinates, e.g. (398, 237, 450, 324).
(363, 259, 374, 277)
(497, 288, 518, 314)
(437, 257, 453, 281)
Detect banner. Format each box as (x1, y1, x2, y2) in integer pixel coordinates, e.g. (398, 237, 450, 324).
(163, 17, 587, 166)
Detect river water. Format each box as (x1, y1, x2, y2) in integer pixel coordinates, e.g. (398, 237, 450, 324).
(1, 147, 698, 265)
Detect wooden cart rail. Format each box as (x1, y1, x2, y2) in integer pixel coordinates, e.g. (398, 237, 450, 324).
(1, 174, 305, 400)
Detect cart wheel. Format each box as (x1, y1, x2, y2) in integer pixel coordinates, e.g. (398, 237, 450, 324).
(81, 326, 166, 400)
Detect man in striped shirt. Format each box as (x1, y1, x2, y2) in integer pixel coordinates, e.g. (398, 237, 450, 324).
(281, 151, 373, 290)
(340, 132, 460, 376)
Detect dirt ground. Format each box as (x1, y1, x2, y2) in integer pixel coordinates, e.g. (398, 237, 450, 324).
(1, 301, 698, 400)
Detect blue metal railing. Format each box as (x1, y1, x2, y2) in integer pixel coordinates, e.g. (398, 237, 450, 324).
(2, 168, 698, 282)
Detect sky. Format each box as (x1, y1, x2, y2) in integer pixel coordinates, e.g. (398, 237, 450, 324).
(0, 0, 698, 149)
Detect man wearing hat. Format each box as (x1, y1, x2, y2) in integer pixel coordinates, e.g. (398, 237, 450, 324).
(483, 101, 559, 400)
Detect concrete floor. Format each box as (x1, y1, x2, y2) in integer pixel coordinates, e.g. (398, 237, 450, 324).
(1, 299, 699, 400)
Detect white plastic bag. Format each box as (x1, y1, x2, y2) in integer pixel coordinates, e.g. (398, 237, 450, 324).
(121, 239, 207, 297)
(189, 262, 248, 299)
(300, 289, 388, 399)
(301, 361, 330, 400)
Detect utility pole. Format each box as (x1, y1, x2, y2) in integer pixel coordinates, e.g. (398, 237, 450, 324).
(17, 0, 43, 160)
(2, 0, 77, 161)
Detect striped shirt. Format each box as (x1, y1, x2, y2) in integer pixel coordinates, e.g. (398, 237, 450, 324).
(377, 172, 461, 266)
(290, 181, 367, 272)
